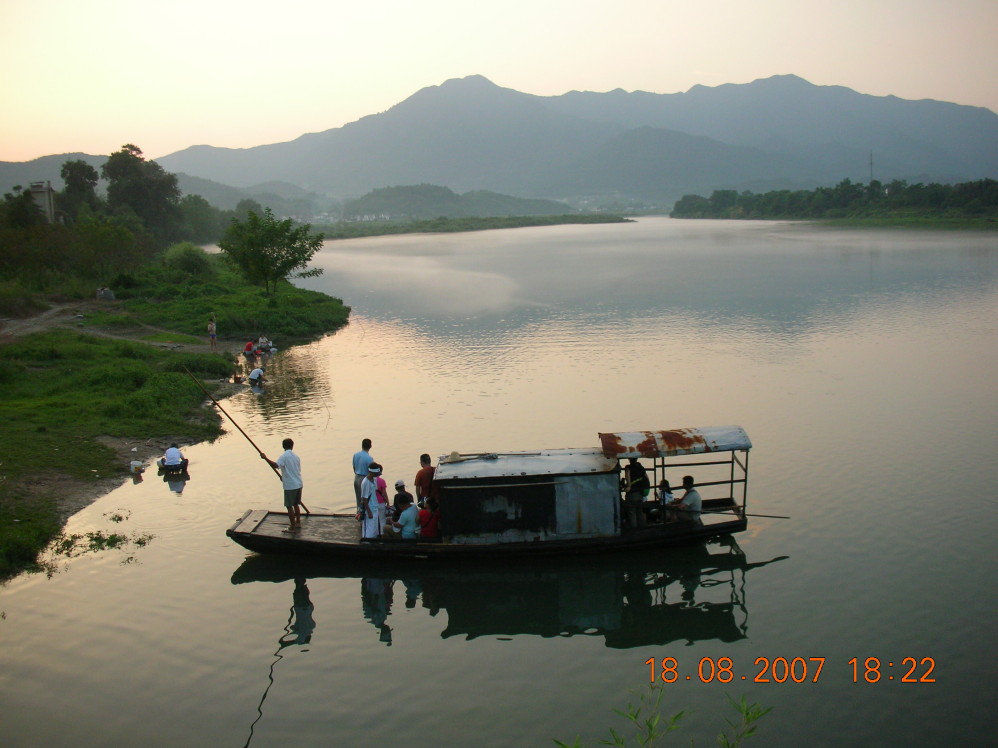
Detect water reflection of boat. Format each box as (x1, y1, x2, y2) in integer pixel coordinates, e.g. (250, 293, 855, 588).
(227, 426, 754, 558)
(231, 537, 786, 648)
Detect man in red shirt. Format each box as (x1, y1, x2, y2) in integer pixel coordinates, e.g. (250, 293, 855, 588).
(413, 453, 438, 508)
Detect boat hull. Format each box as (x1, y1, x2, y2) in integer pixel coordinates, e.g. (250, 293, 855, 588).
(226, 510, 746, 559)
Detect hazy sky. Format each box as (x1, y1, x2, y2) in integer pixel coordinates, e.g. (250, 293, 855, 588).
(2, 0, 995, 163)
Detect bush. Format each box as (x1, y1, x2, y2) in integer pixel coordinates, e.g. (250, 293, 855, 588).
(163, 242, 215, 277)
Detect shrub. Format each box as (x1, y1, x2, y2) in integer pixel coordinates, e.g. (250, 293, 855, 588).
(163, 242, 214, 278)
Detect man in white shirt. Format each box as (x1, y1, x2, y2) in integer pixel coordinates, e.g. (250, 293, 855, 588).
(262, 438, 303, 530)
(159, 443, 188, 471)
(247, 366, 266, 385)
(666, 475, 703, 525)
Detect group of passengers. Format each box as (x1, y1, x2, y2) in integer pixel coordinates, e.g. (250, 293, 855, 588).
(353, 439, 440, 541)
(621, 457, 702, 529)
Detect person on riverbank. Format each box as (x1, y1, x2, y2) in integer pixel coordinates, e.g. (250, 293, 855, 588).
(243, 340, 256, 361)
(247, 366, 266, 385)
(158, 443, 189, 471)
(207, 317, 217, 351)
(360, 462, 384, 539)
(352, 438, 374, 511)
(261, 438, 303, 531)
(414, 453, 438, 508)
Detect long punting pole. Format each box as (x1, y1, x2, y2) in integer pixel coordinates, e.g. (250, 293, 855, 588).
(183, 366, 281, 479)
(183, 367, 311, 514)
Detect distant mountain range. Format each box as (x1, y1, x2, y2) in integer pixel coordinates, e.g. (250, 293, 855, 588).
(4, 74, 997, 210)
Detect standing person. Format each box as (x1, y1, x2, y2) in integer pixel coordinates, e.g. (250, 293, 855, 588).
(360, 463, 384, 539)
(623, 457, 649, 528)
(414, 453, 438, 508)
(352, 438, 374, 512)
(207, 317, 217, 351)
(261, 438, 304, 531)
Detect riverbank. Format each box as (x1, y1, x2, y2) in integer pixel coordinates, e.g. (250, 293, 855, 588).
(0, 297, 343, 580)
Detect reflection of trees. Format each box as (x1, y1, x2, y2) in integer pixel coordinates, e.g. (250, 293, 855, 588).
(232, 538, 786, 649)
(237, 345, 334, 424)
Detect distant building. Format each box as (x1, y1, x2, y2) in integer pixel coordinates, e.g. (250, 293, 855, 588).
(29, 181, 56, 223)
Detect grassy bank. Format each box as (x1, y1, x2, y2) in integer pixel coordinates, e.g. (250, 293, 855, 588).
(98, 253, 350, 342)
(0, 331, 236, 578)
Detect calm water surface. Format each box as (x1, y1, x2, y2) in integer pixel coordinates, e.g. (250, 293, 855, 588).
(2, 218, 996, 747)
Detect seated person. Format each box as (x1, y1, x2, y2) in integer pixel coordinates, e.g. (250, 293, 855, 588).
(666, 475, 702, 524)
(158, 443, 189, 471)
(392, 479, 414, 519)
(390, 494, 420, 539)
(656, 479, 673, 503)
(419, 497, 440, 539)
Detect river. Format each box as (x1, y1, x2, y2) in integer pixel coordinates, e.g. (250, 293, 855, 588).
(1, 217, 996, 746)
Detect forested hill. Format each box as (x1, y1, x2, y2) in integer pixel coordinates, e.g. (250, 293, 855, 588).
(670, 178, 998, 223)
(341, 184, 571, 219)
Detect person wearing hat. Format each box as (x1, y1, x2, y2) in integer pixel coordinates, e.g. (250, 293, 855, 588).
(360, 463, 385, 539)
(391, 479, 414, 522)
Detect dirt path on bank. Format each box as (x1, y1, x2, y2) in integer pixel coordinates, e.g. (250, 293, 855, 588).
(0, 301, 244, 522)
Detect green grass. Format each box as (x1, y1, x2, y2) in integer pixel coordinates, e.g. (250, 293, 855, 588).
(108, 257, 350, 341)
(140, 332, 204, 345)
(0, 330, 235, 578)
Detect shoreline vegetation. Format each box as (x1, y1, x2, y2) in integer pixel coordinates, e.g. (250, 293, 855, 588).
(1, 144, 354, 579)
(0, 276, 349, 580)
(315, 213, 633, 239)
(669, 178, 998, 227)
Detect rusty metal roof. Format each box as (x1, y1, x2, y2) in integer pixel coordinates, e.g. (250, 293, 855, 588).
(435, 448, 619, 481)
(598, 426, 751, 459)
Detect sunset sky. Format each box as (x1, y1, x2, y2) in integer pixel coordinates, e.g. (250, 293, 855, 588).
(2, 0, 995, 163)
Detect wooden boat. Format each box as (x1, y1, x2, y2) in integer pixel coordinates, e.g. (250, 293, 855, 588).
(226, 425, 752, 559)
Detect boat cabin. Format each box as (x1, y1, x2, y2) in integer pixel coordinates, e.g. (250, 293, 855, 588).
(434, 425, 751, 546)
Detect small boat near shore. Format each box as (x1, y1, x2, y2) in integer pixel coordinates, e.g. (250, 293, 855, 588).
(226, 425, 753, 559)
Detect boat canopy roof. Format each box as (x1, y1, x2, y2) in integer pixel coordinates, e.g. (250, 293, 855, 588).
(435, 448, 618, 481)
(599, 426, 751, 459)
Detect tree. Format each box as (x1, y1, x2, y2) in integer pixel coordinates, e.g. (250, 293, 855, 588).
(179, 194, 222, 243)
(0, 186, 46, 229)
(218, 208, 324, 296)
(101, 144, 181, 246)
(59, 159, 100, 220)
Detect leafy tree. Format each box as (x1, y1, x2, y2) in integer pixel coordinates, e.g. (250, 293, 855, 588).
(179, 194, 222, 243)
(234, 198, 265, 222)
(59, 159, 100, 220)
(0, 186, 46, 229)
(218, 208, 324, 296)
(101, 144, 181, 246)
